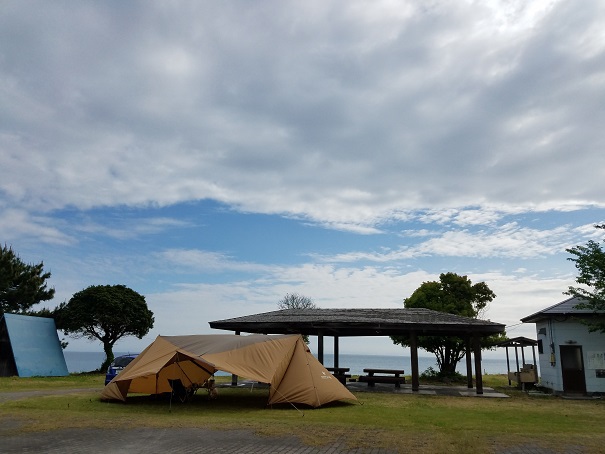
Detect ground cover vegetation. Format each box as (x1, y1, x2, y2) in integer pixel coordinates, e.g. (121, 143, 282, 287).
(1, 374, 603, 453)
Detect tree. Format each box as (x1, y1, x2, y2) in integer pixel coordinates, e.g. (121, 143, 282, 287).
(0, 244, 55, 316)
(54, 285, 154, 371)
(278, 293, 317, 343)
(278, 293, 317, 310)
(566, 224, 605, 333)
(391, 272, 499, 376)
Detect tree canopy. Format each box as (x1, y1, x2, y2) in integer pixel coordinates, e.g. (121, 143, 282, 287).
(278, 293, 316, 343)
(278, 293, 317, 310)
(391, 272, 500, 376)
(566, 224, 605, 333)
(0, 244, 55, 316)
(54, 284, 154, 371)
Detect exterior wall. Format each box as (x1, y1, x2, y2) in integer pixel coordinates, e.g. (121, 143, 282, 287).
(535, 319, 605, 394)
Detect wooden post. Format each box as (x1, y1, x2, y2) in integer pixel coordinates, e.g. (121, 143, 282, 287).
(473, 336, 483, 395)
(410, 332, 419, 392)
(333, 336, 339, 368)
(232, 331, 240, 386)
(465, 337, 473, 389)
(318, 332, 324, 364)
(532, 343, 538, 384)
(506, 346, 512, 386)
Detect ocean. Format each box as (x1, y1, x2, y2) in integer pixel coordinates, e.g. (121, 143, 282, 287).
(64, 351, 512, 375)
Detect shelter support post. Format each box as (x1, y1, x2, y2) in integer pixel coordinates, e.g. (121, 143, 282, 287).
(410, 331, 419, 392)
(318, 332, 324, 364)
(232, 331, 240, 386)
(465, 337, 473, 389)
(333, 336, 339, 368)
(473, 336, 483, 395)
(506, 346, 511, 386)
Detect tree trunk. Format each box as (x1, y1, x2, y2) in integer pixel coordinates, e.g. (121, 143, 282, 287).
(101, 342, 115, 373)
(439, 347, 461, 375)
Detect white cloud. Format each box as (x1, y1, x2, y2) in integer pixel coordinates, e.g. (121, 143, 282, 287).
(108, 262, 573, 355)
(1, 1, 604, 229)
(157, 249, 276, 274)
(0, 209, 73, 245)
(2, 1, 604, 360)
(317, 222, 578, 263)
(76, 217, 192, 240)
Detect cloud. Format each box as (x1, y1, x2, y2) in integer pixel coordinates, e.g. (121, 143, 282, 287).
(157, 249, 276, 274)
(76, 217, 192, 240)
(118, 262, 571, 353)
(1, 1, 604, 229)
(316, 222, 584, 263)
(0, 209, 73, 245)
(2, 1, 603, 358)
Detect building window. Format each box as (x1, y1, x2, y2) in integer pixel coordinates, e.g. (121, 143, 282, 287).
(537, 339, 544, 354)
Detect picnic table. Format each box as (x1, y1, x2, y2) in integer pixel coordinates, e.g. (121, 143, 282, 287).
(326, 367, 351, 385)
(358, 368, 406, 388)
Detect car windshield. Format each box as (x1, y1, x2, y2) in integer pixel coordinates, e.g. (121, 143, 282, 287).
(113, 356, 135, 368)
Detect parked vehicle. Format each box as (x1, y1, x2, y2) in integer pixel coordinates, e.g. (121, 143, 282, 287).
(104, 354, 137, 385)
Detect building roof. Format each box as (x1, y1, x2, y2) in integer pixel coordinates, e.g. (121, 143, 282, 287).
(520, 296, 603, 323)
(495, 336, 537, 347)
(209, 308, 505, 337)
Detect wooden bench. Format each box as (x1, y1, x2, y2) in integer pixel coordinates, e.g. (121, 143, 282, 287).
(326, 367, 351, 385)
(359, 368, 406, 388)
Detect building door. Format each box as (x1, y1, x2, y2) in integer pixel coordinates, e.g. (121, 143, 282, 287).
(560, 345, 586, 394)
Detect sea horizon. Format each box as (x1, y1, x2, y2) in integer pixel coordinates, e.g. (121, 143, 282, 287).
(64, 351, 515, 375)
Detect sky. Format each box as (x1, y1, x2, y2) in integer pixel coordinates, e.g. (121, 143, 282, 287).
(1, 1, 605, 359)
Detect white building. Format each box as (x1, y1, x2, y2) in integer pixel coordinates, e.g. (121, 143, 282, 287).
(521, 297, 605, 395)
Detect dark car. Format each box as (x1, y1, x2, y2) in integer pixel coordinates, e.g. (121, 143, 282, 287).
(104, 354, 138, 385)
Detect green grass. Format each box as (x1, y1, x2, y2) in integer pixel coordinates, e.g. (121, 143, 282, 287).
(0, 373, 104, 391)
(1, 374, 604, 453)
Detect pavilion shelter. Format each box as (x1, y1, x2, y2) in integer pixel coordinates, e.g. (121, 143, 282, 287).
(496, 336, 538, 389)
(210, 308, 505, 395)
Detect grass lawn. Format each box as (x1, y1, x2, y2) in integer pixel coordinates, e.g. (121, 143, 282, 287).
(1, 374, 604, 453)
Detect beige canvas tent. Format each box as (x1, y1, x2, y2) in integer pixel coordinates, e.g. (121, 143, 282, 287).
(101, 334, 357, 408)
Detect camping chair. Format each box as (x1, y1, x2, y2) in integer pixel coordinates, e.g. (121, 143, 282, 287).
(168, 379, 197, 403)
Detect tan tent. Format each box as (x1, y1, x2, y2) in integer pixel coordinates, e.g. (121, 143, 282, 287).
(101, 334, 357, 408)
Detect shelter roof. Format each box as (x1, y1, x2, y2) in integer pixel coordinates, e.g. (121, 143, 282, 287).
(495, 336, 537, 347)
(521, 297, 604, 323)
(209, 308, 505, 337)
